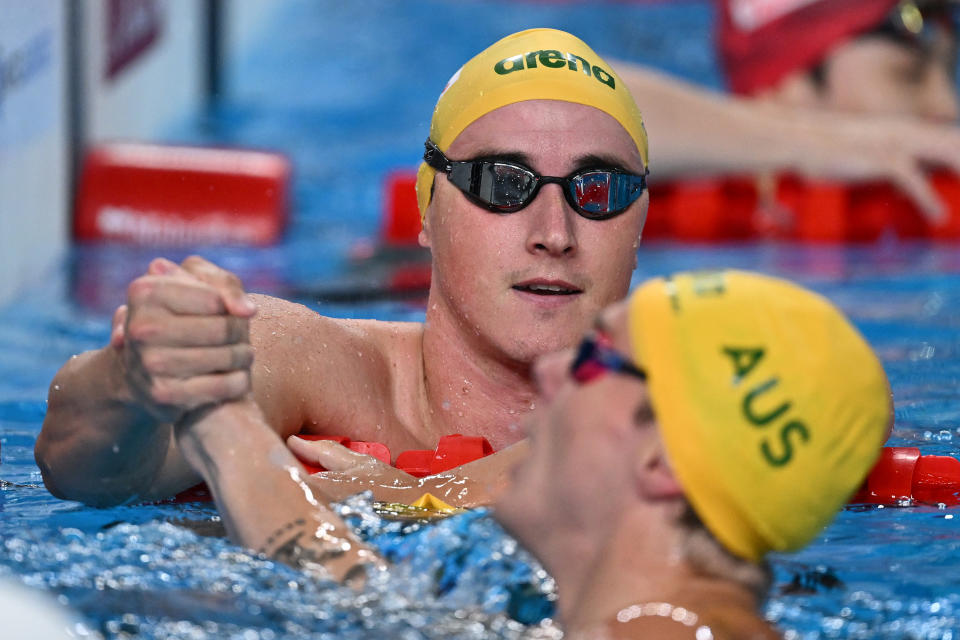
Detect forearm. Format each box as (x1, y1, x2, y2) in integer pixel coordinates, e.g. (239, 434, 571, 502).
(421, 439, 530, 508)
(291, 437, 530, 509)
(614, 63, 818, 178)
(176, 400, 384, 585)
(35, 347, 176, 506)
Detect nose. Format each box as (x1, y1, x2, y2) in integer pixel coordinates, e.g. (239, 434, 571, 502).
(533, 348, 575, 401)
(525, 184, 578, 257)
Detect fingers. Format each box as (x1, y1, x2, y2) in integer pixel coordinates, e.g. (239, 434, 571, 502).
(118, 256, 257, 419)
(127, 275, 229, 316)
(146, 370, 251, 411)
(287, 437, 384, 472)
(139, 344, 254, 377)
(180, 255, 257, 317)
(888, 161, 947, 225)
(148, 257, 180, 276)
(110, 305, 128, 348)
(127, 314, 249, 347)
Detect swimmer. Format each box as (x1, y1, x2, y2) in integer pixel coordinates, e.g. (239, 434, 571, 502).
(613, 0, 960, 221)
(174, 269, 892, 637)
(35, 29, 648, 507)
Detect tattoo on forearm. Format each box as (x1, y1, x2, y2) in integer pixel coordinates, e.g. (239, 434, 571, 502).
(258, 517, 369, 585)
(259, 518, 307, 555)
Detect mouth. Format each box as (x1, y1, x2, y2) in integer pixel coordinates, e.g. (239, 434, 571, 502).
(512, 280, 583, 296)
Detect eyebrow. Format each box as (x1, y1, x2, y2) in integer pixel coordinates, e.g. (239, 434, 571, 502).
(634, 401, 655, 427)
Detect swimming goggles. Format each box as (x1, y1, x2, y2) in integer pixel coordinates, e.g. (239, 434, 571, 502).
(423, 139, 649, 220)
(570, 333, 647, 383)
(875, 0, 959, 46)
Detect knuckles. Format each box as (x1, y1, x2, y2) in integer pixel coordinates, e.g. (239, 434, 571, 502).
(125, 318, 161, 343)
(182, 255, 243, 289)
(126, 277, 157, 305)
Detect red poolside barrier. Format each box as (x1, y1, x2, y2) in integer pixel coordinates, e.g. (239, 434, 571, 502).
(74, 143, 291, 246)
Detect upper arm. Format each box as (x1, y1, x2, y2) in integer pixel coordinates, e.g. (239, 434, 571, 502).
(245, 295, 395, 439)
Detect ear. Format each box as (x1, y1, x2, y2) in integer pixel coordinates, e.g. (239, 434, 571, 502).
(635, 443, 684, 500)
(418, 209, 432, 248)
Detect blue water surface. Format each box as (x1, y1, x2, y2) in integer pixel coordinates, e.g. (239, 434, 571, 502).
(2, 1, 960, 638)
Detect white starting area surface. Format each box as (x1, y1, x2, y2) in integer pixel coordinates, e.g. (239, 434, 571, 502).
(0, 578, 94, 639)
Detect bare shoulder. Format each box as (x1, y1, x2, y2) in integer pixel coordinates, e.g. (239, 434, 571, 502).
(249, 295, 422, 365)
(247, 294, 425, 438)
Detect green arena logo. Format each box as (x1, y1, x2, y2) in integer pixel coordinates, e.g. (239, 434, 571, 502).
(723, 346, 810, 468)
(493, 50, 616, 89)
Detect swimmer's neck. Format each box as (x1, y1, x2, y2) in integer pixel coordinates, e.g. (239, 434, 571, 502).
(558, 506, 764, 634)
(418, 291, 539, 450)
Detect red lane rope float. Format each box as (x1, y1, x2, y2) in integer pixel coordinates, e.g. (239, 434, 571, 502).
(643, 173, 960, 243)
(852, 447, 960, 506)
(381, 170, 960, 246)
(170, 437, 960, 506)
(74, 143, 291, 246)
(293, 434, 494, 478)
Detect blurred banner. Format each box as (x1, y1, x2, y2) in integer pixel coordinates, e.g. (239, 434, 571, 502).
(105, 0, 164, 81)
(81, 0, 204, 142)
(0, 0, 69, 307)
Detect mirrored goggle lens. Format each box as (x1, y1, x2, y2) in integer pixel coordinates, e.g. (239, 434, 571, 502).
(449, 161, 538, 211)
(570, 171, 645, 216)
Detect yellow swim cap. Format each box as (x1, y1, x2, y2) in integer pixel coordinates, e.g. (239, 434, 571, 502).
(416, 28, 648, 219)
(628, 270, 890, 563)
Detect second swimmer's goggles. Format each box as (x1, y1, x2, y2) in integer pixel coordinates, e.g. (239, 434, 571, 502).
(571, 332, 647, 384)
(423, 139, 649, 220)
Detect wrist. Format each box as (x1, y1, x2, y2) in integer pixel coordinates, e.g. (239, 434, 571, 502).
(177, 397, 260, 439)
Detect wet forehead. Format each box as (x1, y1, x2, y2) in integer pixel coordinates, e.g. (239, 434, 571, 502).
(446, 100, 645, 174)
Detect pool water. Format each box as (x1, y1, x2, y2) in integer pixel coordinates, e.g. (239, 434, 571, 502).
(2, 1, 960, 638)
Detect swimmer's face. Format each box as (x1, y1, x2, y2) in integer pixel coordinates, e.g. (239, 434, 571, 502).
(420, 100, 648, 363)
(777, 29, 959, 121)
(495, 300, 663, 568)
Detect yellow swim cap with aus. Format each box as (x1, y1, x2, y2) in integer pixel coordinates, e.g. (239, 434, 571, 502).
(628, 270, 890, 563)
(416, 28, 649, 219)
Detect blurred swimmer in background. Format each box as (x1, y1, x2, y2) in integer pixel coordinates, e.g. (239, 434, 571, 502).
(173, 270, 892, 638)
(614, 0, 960, 221)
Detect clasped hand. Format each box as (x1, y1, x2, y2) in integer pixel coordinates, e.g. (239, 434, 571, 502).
(111, 256, 258, 423)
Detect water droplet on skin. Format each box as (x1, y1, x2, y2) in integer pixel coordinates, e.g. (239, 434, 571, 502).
(53, 385, 61, 391)
(529, 402, 536, 410)
(457, 412, 464, 418)
(442, 401, 451, 410)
